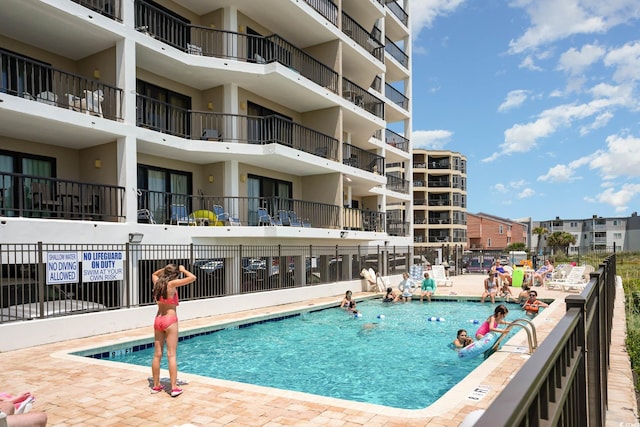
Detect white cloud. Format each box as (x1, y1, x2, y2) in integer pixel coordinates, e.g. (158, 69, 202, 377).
(518, 55, 543, 71)
(557, 43, 606, 75)
(588, 134, 640, 179)
(604, 40, 640, 83)
(409, 0, 467, 40)
(517, 188, 536, 199)
(494, 183, 508, 193)
(498, 90, 530, 112)
(507, 0, 640, 54)
(588, 184, 640, 212)
(579, 111, 613, 135)
(537, 155, 593, 183)
(412, 129, 453, 149)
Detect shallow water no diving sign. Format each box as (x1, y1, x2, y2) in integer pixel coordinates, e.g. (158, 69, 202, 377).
(467, 385, 490, 401)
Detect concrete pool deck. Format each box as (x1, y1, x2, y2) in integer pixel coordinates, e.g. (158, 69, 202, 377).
(1, 274, 637, 426)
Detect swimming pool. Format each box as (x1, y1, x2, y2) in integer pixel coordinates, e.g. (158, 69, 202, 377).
(78, 299, 524, 409)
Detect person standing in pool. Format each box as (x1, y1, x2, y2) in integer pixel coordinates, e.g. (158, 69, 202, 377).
(339, 290, 353, 309)
(475, 304, 510, 340)
(522, 290, 549, 317)
(383, 287, 399, 302)
(452, 329, 473, 349)
(150, 263, 197, 397)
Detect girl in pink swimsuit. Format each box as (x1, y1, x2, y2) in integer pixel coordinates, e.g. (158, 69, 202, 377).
(150, 263, 196, 397)
(475, 304, 510, 340)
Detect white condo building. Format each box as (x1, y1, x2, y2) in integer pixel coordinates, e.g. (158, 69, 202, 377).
(0, 0, 412, 256)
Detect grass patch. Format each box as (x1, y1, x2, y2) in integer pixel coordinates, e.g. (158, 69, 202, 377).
(618, 253, 640, 393)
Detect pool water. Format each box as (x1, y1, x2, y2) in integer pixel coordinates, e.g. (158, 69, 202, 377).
(88, 300, 524, 409)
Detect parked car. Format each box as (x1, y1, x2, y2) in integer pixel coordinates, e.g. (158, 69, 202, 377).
(466, 258, 482, 273)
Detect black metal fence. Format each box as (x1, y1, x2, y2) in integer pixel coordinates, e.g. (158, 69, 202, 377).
(0, 243, 416, 323)
(475, 254, 616, 426)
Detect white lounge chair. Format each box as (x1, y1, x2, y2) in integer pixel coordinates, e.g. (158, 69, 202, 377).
(431, 264, 453, 287)
(546, 266, 587, 291)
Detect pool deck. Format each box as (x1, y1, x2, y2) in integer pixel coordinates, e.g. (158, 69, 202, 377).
(1, 274, 637, 426)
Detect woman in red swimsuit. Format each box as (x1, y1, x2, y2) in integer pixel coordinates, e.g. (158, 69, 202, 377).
(150, 263, 196, 397)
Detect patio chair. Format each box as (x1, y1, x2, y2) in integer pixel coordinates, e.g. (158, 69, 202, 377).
(278, 210, 292, 226)
(288, 211, 303, 227)
(546, 266, 586, 291)
(257, 207, 277, 226)
(137, 208, 156, 224)
(409, 264, 424, 282)
(170, 204, 196, 226)
(31, 182, 61, 215)
(213, 205, 230, 225)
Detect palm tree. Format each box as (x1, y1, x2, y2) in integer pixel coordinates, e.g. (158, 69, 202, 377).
(546, 231, 577, 256)
(533, 226, 549, 255)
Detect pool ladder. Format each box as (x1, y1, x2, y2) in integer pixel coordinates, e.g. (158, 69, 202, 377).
(484, 317, 538, 359)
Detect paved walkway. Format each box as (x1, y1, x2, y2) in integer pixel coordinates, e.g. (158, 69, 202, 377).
(1, 274, 636, 426)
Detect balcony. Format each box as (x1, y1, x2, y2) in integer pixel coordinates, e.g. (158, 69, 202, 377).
(385, 129, 409, 152)
(385, 83, 409, 110)
(385, 1, 408, 26)
(387, 221, 409, 236)
(428, 199, 450, 207)
(0, 49, 123, 121)
(72, 0, 122, 21)
(386, 174, 409, 194)
(343, 207, 386, 232)
(343, 78, 385, 118)
(303, 0, 338, 26)
(342, 12, 384, 62)
(428, 180, 451, 188)
(136, 96, 340, 161)
(0, 172, 125, 222)
(135, 1, 338, 94)
(428, 217, 451, 225)
(342, 143, 384, 174)
(428, 158, 451, 169)
(385, 37, 408, 68)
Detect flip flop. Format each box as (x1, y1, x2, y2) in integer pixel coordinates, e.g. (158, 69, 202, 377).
(15, 396, 35, 414)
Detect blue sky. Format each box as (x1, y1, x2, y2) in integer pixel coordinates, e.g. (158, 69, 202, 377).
(408, 0, 640, 221)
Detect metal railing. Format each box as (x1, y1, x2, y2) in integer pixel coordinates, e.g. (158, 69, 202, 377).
(476, 255, 616, 426)
(135, 1, 338, 93)
(72, 0, 122, 21)
(0, 49, 123, 121)
(343, 78, 385, 118)
(385, 0, 408, 26)
(385, 37, 408, 68)
(385, 83, 409, 110)
(342, 12, 384, 62)
(302, 0, 338, 26)
(385, 128, 409, 152)
(343, 208, 386, 232)
(386, 174, 409, 194)
(137, 192, 342, 229)
(387, 221, 409, 236)
(0, 243, 408, 323)
(428, 198, 450, 206)
(0, 172, 125, 222)
(342, 143, 384, 174)
(136, 96, 339, 161)
(428, 180, 451, 188)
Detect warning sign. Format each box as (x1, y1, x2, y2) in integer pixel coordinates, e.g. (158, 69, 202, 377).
(82, 251, 124, 283)
(46, 252, 79, 285)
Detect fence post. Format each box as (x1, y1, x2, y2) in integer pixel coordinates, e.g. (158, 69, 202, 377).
(566, 294, 589, 423)
(37, 241, 44, 319)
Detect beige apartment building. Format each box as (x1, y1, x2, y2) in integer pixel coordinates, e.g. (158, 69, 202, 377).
(411, 149, 467, 261)
(0, 0, 412, 254)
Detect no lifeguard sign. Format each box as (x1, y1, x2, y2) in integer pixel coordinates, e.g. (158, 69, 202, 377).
(82, 251, 124, 282)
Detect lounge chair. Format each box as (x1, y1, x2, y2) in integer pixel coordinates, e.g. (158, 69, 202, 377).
(546, 266, 586, 291)
(212, 205, 230, 225)
(431, 265, 453, 287)
(288, 210, 303, 227)
(257, 207, 277, 226)
(409, 264, 424, 282)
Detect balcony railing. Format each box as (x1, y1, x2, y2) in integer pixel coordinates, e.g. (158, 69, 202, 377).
(136, 96, 339, 161)
(428, 158, 451, 169)
(386, 174, 409, 194)
(385, 129, 409, 152)
(342, 12, 384, 62)
(413, 180, 425, 187)
(428, 217, 451, 225)
(428, 180, 451, 188)
(343, 207, 386, 232)
(0, 172, 125, 222)
(0, 49, 123, 121)
(385, 0, 408, 26)
(429, 199, 450, 206)
(387, 221, 409, 236)
(135, 1, 338, 93)
(385, 37, 408, 68)
(343, 78, 384, 118)
(137, 192, 341, 229)
(342, 143, 384, 174)
(72, 0, 122, 21)
(303, 0, 338, 26)
(385, 83, 409, 110)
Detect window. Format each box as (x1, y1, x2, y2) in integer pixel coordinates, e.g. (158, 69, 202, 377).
(614, 233, 622, 239)
(247, 174, 293, 225)
(499, 225, 503, 234)
(487, 238, 491, 247)
(570, 222, 578, 227)
(136, 80, 191, 137)
(137, 164, 192, 224)
(0, 150, 56, 216)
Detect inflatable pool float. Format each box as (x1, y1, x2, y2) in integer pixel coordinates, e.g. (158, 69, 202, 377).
(190, 210, 222, 226)
(512, 267, 524, 288)
(458, 332, 498, 360)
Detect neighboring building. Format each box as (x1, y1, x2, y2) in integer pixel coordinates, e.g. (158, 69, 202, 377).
(411, 149, 468, 259)
(0, 0, 413, 270)
(537, 215, 632, 254)
(467, 212, 527, 252)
